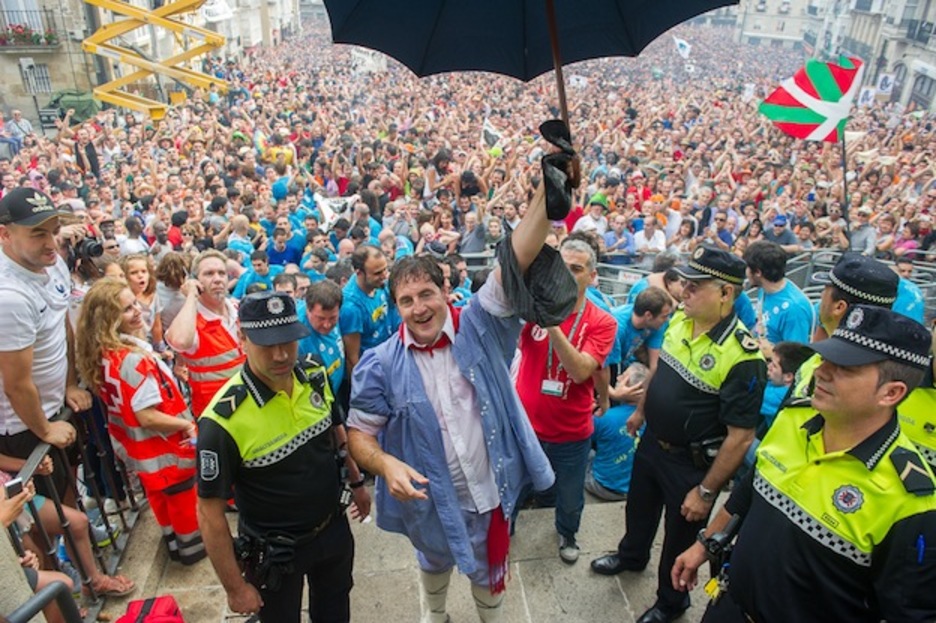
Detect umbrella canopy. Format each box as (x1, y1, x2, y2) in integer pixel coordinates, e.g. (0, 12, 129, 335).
(324, 0, 738, 121)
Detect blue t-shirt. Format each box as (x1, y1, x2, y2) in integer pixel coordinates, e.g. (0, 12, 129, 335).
(894, 278, 925, 323)
(339, 279, 396, 352)
(297, 323, 346, 393)
(760, 382, 789, 430)
(607, 304, 666, 368)
(227, 238, 254, 266)
(232, 265, 284, 299)
(267, 244, 303, 267)
(592, 404, 639, 495)
(756, 280, 814, 345)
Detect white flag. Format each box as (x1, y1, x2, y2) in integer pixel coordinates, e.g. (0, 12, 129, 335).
(481, 118, 502, 149)
(858, 86, 877, 107)
(673, 36, 692, 60)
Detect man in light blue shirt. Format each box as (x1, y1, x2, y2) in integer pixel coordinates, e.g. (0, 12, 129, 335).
(340, 245, 396, 377)
(232, 250, 284, 299)
(299, 280, 346, 393)
(743, 241, 814, 358)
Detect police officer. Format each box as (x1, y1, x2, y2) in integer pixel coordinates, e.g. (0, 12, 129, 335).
(673, 305, 936, 622)
(196, 291, 354, 623)
(590, 246, 766, 623)
(790, 252, 899, 401)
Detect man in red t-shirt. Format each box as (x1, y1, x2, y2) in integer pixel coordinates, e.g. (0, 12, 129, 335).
(516, 238, 616, 564)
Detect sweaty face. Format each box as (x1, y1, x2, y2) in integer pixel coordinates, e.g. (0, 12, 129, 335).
(362, 254, 389, 291)
(395, 275, 448, 346)
(307, 304, 339, 335)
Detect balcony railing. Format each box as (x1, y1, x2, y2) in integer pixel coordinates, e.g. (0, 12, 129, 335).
(0, 9, 61, 48)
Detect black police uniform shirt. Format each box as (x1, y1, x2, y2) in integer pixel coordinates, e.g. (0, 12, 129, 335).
(197, 360, 340, 536)
(643, 310, 766, 446)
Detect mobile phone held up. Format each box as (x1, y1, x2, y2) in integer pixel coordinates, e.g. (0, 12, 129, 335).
(4, 477, 23, 498)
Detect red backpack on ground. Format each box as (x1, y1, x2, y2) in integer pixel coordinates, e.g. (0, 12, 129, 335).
(116, 595, 185, 623)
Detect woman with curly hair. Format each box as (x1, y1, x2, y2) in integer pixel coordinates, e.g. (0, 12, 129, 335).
(76, 278, 205, 565)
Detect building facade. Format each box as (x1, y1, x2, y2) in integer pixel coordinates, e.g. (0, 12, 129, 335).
(0, 0, 301, 125)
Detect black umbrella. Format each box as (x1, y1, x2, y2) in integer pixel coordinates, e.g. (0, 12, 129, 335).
(323, 0, 738, 125)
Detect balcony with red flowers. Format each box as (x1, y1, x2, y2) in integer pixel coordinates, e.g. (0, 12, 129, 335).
(0, 9, 61, 51)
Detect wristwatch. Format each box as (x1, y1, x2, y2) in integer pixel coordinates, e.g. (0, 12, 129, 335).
(698, 484, 718, 503)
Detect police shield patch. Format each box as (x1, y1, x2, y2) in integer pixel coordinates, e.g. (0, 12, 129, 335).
(832, 485, 863, 514)
(200, 450, 219, 481)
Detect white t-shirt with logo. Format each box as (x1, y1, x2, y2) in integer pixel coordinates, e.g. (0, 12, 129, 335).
(0, 251, 71, 434)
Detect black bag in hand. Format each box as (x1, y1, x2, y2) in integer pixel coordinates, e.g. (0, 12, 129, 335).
(539, 119, 580, 221)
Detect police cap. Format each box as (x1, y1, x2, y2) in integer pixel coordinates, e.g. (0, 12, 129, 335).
(674, 245, 746, 285)
(238, 291, 310, 346)
(812, 253, 898, 307)
(811, 305, 931, 369)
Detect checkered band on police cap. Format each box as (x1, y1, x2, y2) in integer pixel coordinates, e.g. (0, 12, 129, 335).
(830, 305, 931, 369)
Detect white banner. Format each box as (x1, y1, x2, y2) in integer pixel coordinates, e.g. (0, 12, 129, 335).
(858, 86, 877, 107)
(350, 48, 387, 75)
(877, 73, 895, 95)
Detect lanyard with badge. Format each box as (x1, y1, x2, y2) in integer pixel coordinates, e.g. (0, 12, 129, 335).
(542, 304, 586, 397)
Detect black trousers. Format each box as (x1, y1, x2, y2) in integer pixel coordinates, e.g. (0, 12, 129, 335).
(617, 430, 711, 612)
(0, 427, 71, 499)
(251, 515, 354, 623)
(701, 592, 749, 623)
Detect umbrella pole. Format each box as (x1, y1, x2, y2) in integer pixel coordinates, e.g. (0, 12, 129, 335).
(545, 0, 569, 127)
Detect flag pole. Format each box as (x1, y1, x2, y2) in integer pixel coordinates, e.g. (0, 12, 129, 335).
(840, 133, 849, 231)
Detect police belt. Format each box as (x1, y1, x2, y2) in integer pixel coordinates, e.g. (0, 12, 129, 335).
(656, 439, 689, 454)
(239, 512, 334, 547)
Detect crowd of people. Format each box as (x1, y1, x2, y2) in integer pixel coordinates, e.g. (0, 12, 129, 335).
(0, 16, 935, 623)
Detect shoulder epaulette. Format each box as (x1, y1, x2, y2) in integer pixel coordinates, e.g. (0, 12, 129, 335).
(735, 328, 759, 353)
(890, 447, 936, 496)
(213, 384, 247, 419)
(300, 352, 326, 373)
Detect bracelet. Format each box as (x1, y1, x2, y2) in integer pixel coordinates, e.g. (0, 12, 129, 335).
(349, 478, 365, 489)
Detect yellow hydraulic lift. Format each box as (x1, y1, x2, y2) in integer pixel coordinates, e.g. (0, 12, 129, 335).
(82, 0, 228, 120)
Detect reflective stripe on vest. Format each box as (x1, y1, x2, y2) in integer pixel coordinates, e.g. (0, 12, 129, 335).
(660, 310, 763, 392)
(201, 371, 334, 468)
(182, 313, 245, 415)
(189, 367, 241, 383)
(755, 405, 935, 568)
(100, 348, 196, 483)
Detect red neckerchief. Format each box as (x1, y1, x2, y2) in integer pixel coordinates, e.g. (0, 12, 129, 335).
(401, 304, 460, 356)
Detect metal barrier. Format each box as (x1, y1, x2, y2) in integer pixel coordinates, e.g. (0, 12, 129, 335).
(6, 581, 83, 623)
(5, 408, 142, 622)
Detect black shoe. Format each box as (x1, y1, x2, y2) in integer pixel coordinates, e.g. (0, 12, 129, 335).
(590, 553, 645, 575)
(635, 603, 687, 623)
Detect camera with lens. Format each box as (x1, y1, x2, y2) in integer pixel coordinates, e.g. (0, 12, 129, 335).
(66, 236, 104, 272)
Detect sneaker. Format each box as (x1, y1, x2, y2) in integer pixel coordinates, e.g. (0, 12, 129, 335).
(92, 521, 119, 548)
(559, 534, 579, 564)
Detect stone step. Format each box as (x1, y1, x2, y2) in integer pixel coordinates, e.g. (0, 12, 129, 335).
(107, 496, 713, 622)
